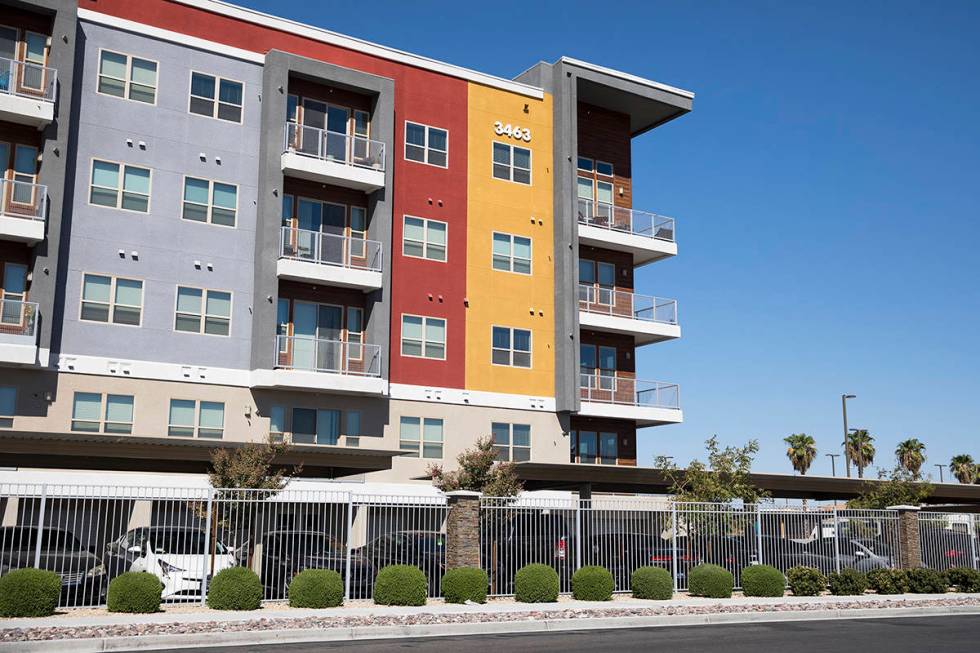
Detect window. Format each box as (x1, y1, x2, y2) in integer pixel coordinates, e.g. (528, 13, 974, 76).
(0, 387, 15, 428)
(571, 430, 618, 464)
(492, 422, 531, 462)
(290, 407, 341, 445)
(491, 326, 531, 368)
(175, 287, 232, 336)
(402, 216, 447, 261)
(492, 142, 531, 184)
(97, 50, 157, 104)
(492, 232, 531, 274)
(404, 121, 448, 167)
(182, 177, 238, 226)
(89, 160, 151, 212)
(189, 72, 243, 122)
(80, 274, 143, 326)
(71, 392, 134, 434)
(346, 411, 361, 447)
(401, 315, 446, 360)
(168, 399, 224, 439)
(577, 157, 613, 177)
(270, 405, 286, 442)
(399, 416, 443, 459)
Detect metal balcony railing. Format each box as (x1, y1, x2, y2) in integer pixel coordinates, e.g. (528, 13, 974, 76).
(275, 335, 381, 377)
(0, 298, 38, 338)
(578, 284, 677, 325)
(580, 373, 680, 409)
(283, 123, 386, 172)
(577, 198, 675, 243)
(0, 57, 57, 102)
(279, 226, 382, 272)
(0, 178, 47, 221)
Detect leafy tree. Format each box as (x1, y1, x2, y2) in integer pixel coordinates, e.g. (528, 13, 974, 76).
(848, 466, 934, 509)
(894, 438, 926, 477)
(949, 454, 976, 485)
(208, 435, 300, 491)
(844, 429, 876, 479)
(428, 435, 523, 496)
(784, 433, 817, 476)
(654, 436, 769, 505)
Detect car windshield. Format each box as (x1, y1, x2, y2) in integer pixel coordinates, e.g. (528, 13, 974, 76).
(266, 533, 342, 555)
(147, 530, 226, 555)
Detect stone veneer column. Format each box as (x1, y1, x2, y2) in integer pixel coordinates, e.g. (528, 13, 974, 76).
(445, 491, 482, 570)
(889, 505, 922, 569)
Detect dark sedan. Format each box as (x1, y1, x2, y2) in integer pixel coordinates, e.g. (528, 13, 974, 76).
(260, 530, 374, 600)
(0, 525, 106, 606)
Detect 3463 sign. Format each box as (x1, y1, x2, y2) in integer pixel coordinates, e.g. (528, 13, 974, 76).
(494, 121, 531, 142)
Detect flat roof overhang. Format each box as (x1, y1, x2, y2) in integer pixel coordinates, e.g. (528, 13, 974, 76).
(513, 463, 980, 505)
(0, 431, 404, 478)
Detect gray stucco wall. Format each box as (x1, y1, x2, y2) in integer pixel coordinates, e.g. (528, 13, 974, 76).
(56, 20, 263, 370)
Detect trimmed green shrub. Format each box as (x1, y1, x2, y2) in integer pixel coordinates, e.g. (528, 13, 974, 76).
(828, 568, 868, 596)
(945, 567, 980, 593)
(786, 566, 826, 596)
(374, 565, 427, 606)
(688, 564, 734, 599)
(571, 566, 614, 601)
(867, 568, 909, 595)
(0, 567, 61, 617)
(442, 567, 489, 604)
(514, 563, 559, 603)
(288, 569, 344, 608)
(741, 565, 785, 597)
(631, 566, 673, 600)
(107, 572, 162, 613)
(206, 566, 263, 611)
(905, 568, 948, 594)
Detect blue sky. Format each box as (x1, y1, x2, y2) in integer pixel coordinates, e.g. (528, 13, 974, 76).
(240, 0, 980, 478)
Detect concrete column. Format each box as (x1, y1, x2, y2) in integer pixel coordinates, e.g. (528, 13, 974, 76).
(445, 491, 481, 570)
(889, 505, 922, 569)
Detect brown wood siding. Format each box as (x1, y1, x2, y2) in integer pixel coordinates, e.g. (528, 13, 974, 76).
(282, 178, 368, 210)
(580, 331, 635, 374)
(288, 78, 372, 113)
(577, 102, 632, 209)
(0, 8, 53, 35)
(578, 245, 634, 291)
(570, 416, 637, 466)
(278, 280, 366, 309)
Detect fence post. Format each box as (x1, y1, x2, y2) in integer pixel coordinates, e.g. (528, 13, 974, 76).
(832, 506, 842, 574)
(32, 484, 47, 568)
(344, 493, 354, 601)
(445, 491, 482, 569)
(888, 505, 922, 570)
(671, 502, 678, 592)
(755, 504, 764, 566)
(971, 515, 979, 571)
(575, 499, 582, 573)
(200, 487, 214, 605)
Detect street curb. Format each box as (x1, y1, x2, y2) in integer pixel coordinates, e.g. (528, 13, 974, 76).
(4, 605, 980, 652)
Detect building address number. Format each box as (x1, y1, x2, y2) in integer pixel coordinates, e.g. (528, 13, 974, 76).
(494, 121, 532, 142)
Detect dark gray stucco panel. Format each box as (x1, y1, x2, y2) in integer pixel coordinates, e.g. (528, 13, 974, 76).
(252, 50, 395, 378)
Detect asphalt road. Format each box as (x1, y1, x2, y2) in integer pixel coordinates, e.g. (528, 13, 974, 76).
(151, 614, 980, 653)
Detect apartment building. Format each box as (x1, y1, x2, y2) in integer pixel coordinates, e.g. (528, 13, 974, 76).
(0, 0, 692, 491)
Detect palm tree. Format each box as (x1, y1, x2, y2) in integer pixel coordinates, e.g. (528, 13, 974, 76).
(784, 433, 817, 476)
(895, 438, 926, 477)
(844, 429, 876, 479)
(950, 454, 976, 485)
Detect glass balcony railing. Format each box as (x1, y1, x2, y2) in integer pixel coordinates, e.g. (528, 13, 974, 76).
(578, 284, 677, 325)
(279, 226, 382, 272)
(0, 298, 38, 338)
(0, 56, 57, 103)
(283, 123, 386, 172)
(579, 373, 680, 409)
(274, 335, 381, 377)
(0, 178, 47, 222)
(577, 198, 675, 243)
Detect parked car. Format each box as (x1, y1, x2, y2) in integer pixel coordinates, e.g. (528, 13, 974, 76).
(354, 530, 446, 595)
(917, 530, 979, 570)
(107, 527, 237, 599)
(587, 532, 694, 589)
(483, 512, 575, 594)
(259, 530, 374, 599)
(0, 526, 106, 605)
(762, 536, 892, 574)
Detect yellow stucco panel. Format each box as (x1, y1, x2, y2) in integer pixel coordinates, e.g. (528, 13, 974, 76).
(465, 83, 555, 397)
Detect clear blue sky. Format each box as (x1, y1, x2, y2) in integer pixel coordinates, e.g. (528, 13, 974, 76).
(240, 0, 980, 478)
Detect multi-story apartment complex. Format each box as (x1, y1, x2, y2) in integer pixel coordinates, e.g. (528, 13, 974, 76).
(0, 0, 692, 492)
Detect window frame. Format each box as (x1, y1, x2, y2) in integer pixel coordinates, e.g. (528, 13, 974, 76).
(78, 273, 144, 327)
(70, 392, 135, 434)
(180, 175, 239, 227)
(491, 231, 532, 275)
(490, 325, 532, 368)
(401, 215, 448, 262)
(88, 158, 152, 214)
(491, 141, 532, 185)
(96, 48, 159, 105)
(403, 120, 449, 168)
(491, 422, 531, 462)
(398, 416, 444, 459)
(187, 70, 245, 124)
(173, 285, 233, 337)
(167, 398, 225, 439)
(400, 314, 447, 361)
(0, 385, 15, 428)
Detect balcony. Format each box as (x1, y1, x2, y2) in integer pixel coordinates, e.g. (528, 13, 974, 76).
(277, 227, 383, 291)
(577, 199, 677, 266)
(0, 58, 56, 127)
(250, 336, 385, 394)
(0, 179, 46, 243)
(578, 284, 679, 345)
(0, 299, 39, 365)
(578, 374, 682, 426)
(281, 123, 385, 192)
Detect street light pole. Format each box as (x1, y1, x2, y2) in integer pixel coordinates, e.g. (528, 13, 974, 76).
(826, 453, 840, 478)
(841, 394, 856, 478)
(935, 464, 946, 483)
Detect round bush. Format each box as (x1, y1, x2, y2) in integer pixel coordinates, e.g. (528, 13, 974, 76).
(867, 568, 909, 595)
(828, 568, 868, 596)
(442, 567, 488, 604)
(514, 563, 559, 603)
(374, 565, 427, 606)
(206, 566, 263, 611)
(572, 566, 614, 601)
(107, 572, 162, 613)
(945, 567, 980, 593)
(905, 568, 948, 594)
(741, 565, 785, 597)
(288, 569, 344, 608)
(0, 568, 61, 617)
(632, 566, 673, 600)
(688, 564, 734, 599)
(786, 566, 826, 597)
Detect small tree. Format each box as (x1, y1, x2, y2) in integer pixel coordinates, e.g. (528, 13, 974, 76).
(848, 466, 934, 509)
(784, 433, 817, 476)
(428, 435, 522, 497)
(949, 454, 976, 485)
(895, 438, 926, 477)
(654, 436, 769, 505)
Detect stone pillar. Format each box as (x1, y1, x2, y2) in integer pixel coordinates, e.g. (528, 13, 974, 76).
(445, 491, 482, 570)
(889, 505, 922, 569)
